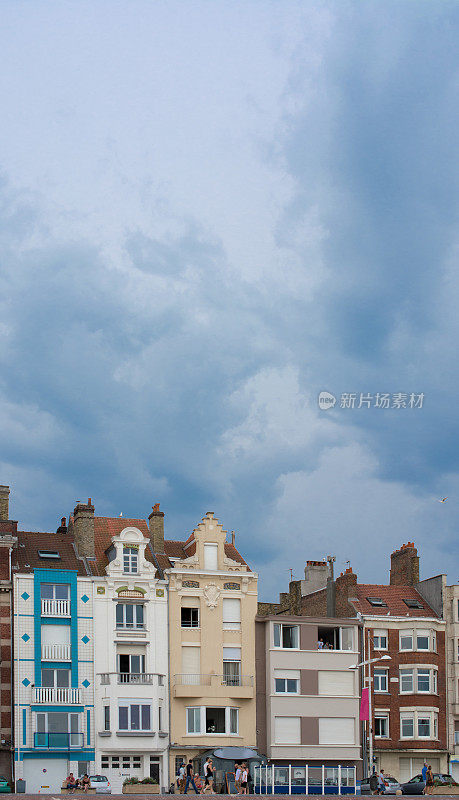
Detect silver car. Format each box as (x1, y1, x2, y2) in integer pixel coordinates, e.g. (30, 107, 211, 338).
(360, 775, 402, 795)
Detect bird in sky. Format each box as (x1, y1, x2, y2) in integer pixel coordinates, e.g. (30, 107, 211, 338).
(437, 497, 448, 503)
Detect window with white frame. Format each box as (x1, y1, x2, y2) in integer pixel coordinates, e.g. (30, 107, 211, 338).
(275, 670, 300, 694)
(116, 603, 144, 629)
(103, 705, 110, 731)
(373, 629, 388, 650)
(416, 629, 430, 651)
(399, 629, 436, 652)
(41, 668, 70, 688)
(40, 583, 70, 600)
(186, 707, 201, 734)
(374, 713, 389, 738)
(400, 631, 414, 651)
(35, 711, 80, 747)
(118, 702, 151, 731)
(399, 667, 438, 694)
(123, 546, 138, 574)
(222, 598, 241, 630)
(186, 706, 239, 735)
(204, 544, 218, 570)
(181, 607, 199, 628)
(400, 710, 438, 740)
(273, 623, 299, 649)
(373, 668, 388, 692)
(223, 647, 241, 686)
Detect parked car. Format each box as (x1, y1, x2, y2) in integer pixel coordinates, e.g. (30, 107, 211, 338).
(360, 775, 402, 794)
(0, 776, 11, 793)
(89, 775, 111, 793)
(401, 773, 458, 794)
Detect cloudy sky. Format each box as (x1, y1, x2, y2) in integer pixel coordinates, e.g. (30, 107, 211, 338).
(0, 0, 458, 600)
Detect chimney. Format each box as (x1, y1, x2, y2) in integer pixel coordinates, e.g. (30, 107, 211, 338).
(73, 498, 95, 558)
(148, 503, 165, 553)
(0, 486, 10, 521)
(57, 516, 67, 534)
(390, 542, 419, 586)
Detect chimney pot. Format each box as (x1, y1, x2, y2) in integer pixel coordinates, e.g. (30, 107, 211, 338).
(0, 486, 10, 521)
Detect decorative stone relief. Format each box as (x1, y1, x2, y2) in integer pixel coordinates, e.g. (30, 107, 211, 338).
(204, 583, 221, 609)
(224, 582, 240, 590)
(183, 580, 200, 588)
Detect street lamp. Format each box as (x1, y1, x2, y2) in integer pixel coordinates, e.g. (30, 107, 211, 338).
(349, 651, 391, 777)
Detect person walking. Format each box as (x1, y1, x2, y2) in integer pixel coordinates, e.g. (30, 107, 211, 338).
(377, 769, 386, 795)
(240, 764, 248, 795)
(235, 763, 242, 794)
(184, 760, 200, 794)
(202, 758, 215, 794)
(178, 761, 186, 794)
(425, 766, 434, 796)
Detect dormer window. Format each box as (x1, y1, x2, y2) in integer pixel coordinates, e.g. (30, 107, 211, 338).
(123, 546, 138, 574)
(204, 543, 218, 571)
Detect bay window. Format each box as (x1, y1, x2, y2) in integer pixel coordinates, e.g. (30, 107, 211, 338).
(400, 710, 438, 740)
(186, 706, 239, 735)
(399, 667, 437, 694)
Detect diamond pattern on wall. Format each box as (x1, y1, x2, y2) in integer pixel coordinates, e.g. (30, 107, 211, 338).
(82, 679, 90, 688)
(22, 678, 30, 687)
(21, 592, 30, 601)
(81, 594, 89, 603)
(21, 634, 30, 642)
(81, 636, 90, 644)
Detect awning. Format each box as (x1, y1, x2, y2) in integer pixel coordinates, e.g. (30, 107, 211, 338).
(212, 747, 262, 761)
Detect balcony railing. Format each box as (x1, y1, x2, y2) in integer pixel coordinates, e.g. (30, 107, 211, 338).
(34, 732, 83, 749)
(174, 673, 253, 687)
(41, 643, 71, 661)
(99, 672, 158, 685)
(41, 598, 71, 617)
(33, 687, 82, 704)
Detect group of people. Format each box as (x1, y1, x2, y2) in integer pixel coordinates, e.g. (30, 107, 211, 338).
(422, 762, 435, 795)
(317, 639, 334, 649)
(177, 758, 215, 794)
(65, 773, 91, 793)
(176, 759, 251, 795)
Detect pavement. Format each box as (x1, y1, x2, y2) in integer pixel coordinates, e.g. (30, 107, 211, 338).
(4, 795, 459, 800)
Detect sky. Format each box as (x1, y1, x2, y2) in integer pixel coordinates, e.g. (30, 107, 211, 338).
(0, 0, 458, 601)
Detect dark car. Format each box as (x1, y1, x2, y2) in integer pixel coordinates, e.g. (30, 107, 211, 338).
(401, 773, 458, 794)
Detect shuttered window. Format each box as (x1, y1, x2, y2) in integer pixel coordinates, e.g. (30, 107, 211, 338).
(181, 646, 200, 675)
(223, 598, 241, 629)
(318, 671, 354, 696)
(319, 718, 355, 745)
(274, 716, 301, 744)
(204, 544, 218, 570)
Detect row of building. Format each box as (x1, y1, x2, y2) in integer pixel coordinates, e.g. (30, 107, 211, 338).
(0, 485, 457, 793)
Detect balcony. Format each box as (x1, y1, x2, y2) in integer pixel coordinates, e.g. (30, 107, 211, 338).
(99, 673, 155, 685)
(41, 598, 70, 617)
(34, 732, 84, 749)
(41, 644, 71, 661)
(33, 687, 82, 705)
(173, 674, 254, 699)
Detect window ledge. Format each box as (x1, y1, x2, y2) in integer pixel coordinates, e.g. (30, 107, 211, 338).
(116, 731, 155, 737)
(98, 731, 112, 737)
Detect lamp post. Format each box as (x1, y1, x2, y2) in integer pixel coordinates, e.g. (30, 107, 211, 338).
(349, 639, 391, 778)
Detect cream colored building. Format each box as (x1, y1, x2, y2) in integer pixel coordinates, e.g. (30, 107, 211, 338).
(151, 511, 258, 780)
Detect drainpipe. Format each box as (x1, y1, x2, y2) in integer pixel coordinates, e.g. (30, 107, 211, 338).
(14, 568, 20, 789)
(166, 579, 171, 793)
(9, 546, 13, 787)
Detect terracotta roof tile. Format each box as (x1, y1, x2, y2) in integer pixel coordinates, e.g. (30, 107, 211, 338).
(93, 517, 152, 577)
(15, 531, 87, 576)
(352, 584, 438, 618)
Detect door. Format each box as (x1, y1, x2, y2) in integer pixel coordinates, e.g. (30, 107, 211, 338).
(150, 758, 160, 786)
(23, 758, 67, 793)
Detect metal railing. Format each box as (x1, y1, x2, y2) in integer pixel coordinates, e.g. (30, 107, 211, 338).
(99, 672, 161, 685)
(116, 622, 145, 630)
(41, 643, 71, 661)
(174, 673, 253, 686)
(34, 732, 83, 749)
(33, 687, 82, 704)
(41, 598, 71, 617)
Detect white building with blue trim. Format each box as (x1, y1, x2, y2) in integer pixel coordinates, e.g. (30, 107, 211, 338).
(13, 533, 96, 793)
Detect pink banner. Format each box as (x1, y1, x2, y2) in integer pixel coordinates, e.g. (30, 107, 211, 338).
(360, 687, 369, 721)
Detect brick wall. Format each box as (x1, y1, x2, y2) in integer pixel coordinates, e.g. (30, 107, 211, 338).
(390, 543, 420, 587)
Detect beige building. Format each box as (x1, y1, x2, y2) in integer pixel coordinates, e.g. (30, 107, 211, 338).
(151, 510, 258, 780)
(445, 582, 459, 780)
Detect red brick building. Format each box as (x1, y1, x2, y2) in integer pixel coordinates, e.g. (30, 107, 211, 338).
(261, 543, 448, 781)
(0, 487, 17, 781)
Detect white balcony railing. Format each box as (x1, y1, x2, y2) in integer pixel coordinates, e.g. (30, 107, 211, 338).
(41, 644, 71, 661)
(33, 687, 81, 705)
(41, 599, 71, 617)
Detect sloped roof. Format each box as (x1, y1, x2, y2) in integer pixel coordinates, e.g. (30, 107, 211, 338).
(352, 584, 438, 618)
(162, 538, 248, 568)
(15, 531, 87, 576)
(93, 517, 153, 576)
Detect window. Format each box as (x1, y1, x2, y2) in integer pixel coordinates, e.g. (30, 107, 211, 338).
(206, 707, 225, 733)
(403, 598, 423, 609)
(181, 646, 200, 677)
(223, 647, 241, 686)
(38, 551, 61, 560)
(40, 583, 69, 600)
(41, 668, 70, 688)
(373, 629, 388, 650)
(230, 708, 239, 734)
(400, 711, 438, 740)
(416, 629, 430, 651)
(417, 668, 431, 693)
(340, 627, 354, 650)
(400, 669, 414, 693)
(204, 543, 218, 571)
(274, 717, 301, 744)
(116, 603, 144, 629)
(181, 607, 199, 628)
(35, 711, 80, 747)
(401, 713, 414, 738)
(275, 670, 300, 694)
(186, 707, 201, 734)
(158, 706, 162, 731)
(318, 670, 354, 696)
(319, 718, 355, 745)
(366, 597, 388, 607)
(273, 623, 299, 649)
(400, 632, 414, 651)
(373, 668, 388, 692)
(118, 702, 151, 731)
(418, 716, 431, 738)
(118, 654, 145, 677)
(222, 598, 241, 630)
(104, 705, 110, 731)
(374, 714, 389, 738)
(123, 546, 138, 574)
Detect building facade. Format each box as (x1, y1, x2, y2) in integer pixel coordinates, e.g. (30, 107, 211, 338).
(0, 486, 17, 782)
(13, 535, 96, 793)
(443, 582, 459, 780)
(151, 512, 258, 783)
(256, 613, 362, 785)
